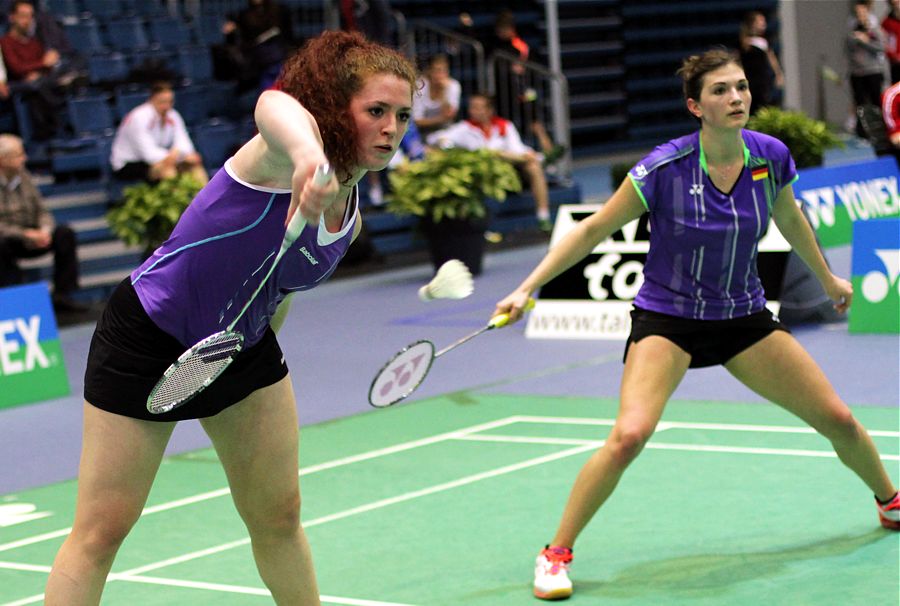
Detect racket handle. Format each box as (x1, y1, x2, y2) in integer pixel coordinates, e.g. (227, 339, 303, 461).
(285, 163, 333, 240)
(488, 297, 535, 329)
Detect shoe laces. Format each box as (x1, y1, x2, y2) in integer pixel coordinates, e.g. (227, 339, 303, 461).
(541, 545, 573, 573)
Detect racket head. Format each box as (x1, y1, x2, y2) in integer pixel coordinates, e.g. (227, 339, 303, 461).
(368, 340, 435, 408)
(147, 330, 245, 414)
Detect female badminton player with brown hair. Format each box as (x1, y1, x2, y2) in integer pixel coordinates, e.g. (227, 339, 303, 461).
(44, 31, 415, 605)
(495, 48, 900, 601)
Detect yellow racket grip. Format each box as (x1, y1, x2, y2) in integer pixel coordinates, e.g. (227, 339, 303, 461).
(489, 297, 535, 329)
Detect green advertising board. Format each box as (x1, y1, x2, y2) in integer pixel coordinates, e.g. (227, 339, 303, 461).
(0, 283, 71, 409)
(796, 157, 900, 248)
(849, 218, 900, 334)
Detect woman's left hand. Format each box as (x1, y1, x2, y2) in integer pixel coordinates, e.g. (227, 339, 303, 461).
(824, 274, 853, 313)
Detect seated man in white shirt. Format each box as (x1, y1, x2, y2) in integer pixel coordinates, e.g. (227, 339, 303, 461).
(427, 92, 551, 231)
(110, 82, 208, 185)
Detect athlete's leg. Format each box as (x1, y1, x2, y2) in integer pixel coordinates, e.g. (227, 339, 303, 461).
(45, 403, 176, 605)
(551, 336, 692, 547)
(725, 330, 896, 500)
(200, 375, 320, 606)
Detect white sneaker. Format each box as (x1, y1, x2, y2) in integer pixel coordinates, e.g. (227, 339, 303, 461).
(533, 545, 573, 600)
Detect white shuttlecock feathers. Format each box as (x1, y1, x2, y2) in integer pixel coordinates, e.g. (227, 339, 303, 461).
(418, 259, 474, 301)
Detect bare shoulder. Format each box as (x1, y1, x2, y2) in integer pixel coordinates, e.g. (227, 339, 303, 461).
(230, 135, 295, 189)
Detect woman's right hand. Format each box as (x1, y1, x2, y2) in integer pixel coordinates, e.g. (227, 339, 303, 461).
(494, 289, 534, 325)
(286, 162, 338, 227)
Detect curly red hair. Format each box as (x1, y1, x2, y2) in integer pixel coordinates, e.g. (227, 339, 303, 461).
(278, 31, 417, 180)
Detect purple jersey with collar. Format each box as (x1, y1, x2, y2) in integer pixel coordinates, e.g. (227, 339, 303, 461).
(628, 129, 798, 320)
(131, 160, 357, 348)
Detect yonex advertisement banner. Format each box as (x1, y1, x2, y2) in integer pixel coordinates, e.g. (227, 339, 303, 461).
(525, 205, 790, 340)
(849, 218, 900, 334)
(796, 157, 900, 248)
(0, 283, 70, 409)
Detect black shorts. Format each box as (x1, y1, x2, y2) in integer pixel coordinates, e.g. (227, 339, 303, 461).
(114, 161, 152, 182)
(624, 306, 789, 369)
(84, 279, 288, 421)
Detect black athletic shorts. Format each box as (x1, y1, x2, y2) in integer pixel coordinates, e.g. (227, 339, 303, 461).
(84, 278, 288, 421)
(624, 306, 790, 369)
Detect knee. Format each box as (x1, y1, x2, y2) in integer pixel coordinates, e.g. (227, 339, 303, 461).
(818, 406, 860, 443)
(244, 490, 301, 538)
(607, 425, 652, 467)
(73, 509, 138, 560)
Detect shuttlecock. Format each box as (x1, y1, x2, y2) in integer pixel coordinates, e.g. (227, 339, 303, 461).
(418, 259, 474, 301)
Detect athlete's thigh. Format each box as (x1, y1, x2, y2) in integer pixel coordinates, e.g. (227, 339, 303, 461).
(200, 375, 300, 511)
(723, 330, 844, 426)
(618, 336, 691, 428)
(74, 402, 176, 526)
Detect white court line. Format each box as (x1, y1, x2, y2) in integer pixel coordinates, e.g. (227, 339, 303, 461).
(511, 415, 900, 437)
(453, 433, 900, 461)
(0, 417, 520, 555)
(1, 440, 595, 606)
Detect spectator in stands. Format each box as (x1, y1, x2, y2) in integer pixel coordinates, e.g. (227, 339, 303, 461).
(0, 0, 79, 140)
(110, 82, 208, 186)
(0, 134, 85, 312)
(882, 0, 900, 83)
(738, 11, 784, 114)
(340, 0, 395, 47)
(882, 80, 900, 149)
(846, 0, 888, 134)
(0, 47, 9, 100)
(222, 0, 295, 92)
(412, 53, 461, 137)
(428, 92, 553, 232)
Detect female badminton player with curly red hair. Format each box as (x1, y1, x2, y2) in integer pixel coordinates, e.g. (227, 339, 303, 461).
(496, 48, 899, 601)
(45, 31, 416, 605)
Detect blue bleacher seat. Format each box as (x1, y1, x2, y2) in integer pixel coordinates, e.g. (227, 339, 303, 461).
(87, 53, 129, 84)
(44, 0, 80, 19)
(148, 17, 192, 49)
(104, 18, 150, 52)
(114, 87, 149, 120)
(192, 119, 241, 172)
(64, 20, 106, 55)
(192, 13, 225, 45)
(174, 85, 209, 126)
(81, 0, 135, 21)
(67, 95, 115, 136)
(133, 0, 170, 18)
(177, 47, 213, 82)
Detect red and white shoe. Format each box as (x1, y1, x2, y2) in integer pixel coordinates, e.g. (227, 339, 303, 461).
(533, 545, 574, 600)
(876, 491, 900, 530)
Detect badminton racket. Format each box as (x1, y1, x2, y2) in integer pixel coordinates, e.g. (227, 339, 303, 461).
(147, 163, 334, 414)
(368, 298, 535, 408)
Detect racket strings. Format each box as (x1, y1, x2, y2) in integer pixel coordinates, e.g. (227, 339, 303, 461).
(148, 333, 243, 413)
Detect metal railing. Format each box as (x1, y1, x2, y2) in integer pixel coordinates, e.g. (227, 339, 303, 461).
(488, 50, 572, 179)
(404, 21, 486, 99)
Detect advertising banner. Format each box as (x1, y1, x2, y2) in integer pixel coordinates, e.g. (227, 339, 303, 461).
(0, 283, 71, 409)
(795, 157, 900, 248)
(849, 218, 900, 334)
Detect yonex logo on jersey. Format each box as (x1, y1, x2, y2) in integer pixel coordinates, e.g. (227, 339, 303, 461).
(634, 165, 648, 179)
(690, 183, 704, 196)
(298, 246, 319, 265)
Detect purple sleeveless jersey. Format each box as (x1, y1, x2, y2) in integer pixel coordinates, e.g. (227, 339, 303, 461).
(628, 129, 798, 320)
(131, 160, 357, 347)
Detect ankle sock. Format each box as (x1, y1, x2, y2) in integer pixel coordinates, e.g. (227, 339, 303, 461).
(876, 491, 898, 505)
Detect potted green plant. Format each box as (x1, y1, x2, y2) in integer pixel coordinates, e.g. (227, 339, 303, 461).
(748, 107, 843, 169)
(107, 174, 203, 258)
(386, 147, 521, 275)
